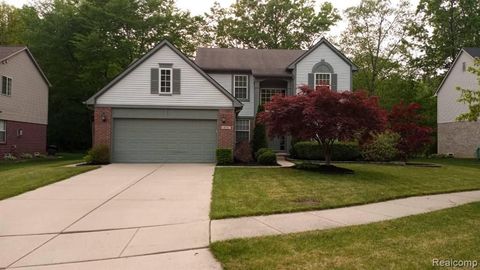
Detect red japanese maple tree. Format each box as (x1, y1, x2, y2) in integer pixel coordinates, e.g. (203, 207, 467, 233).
(258, 86, 387, 165)
(388, 102, 432, 160)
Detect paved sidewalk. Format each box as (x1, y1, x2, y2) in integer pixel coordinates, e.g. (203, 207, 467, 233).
(0, 164, 221, 270)
(211, 190, 480, 241)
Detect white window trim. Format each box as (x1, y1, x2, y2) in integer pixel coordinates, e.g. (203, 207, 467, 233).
(0, 120, 6, 144)
(1, 76, 12, 96)
(159, 68, 173, 94)
(314, 73, 331, 89)
(233, 74, 249, 100)
(236, 119, 250, 141)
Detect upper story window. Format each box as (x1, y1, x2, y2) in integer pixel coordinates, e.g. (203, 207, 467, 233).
(159, 68, 172, 94)
(260, 88, 286, 105)
(1, 76, 12, 96)
(234, 75, 248, 100)
(0, 120, 5, 143)
(315, 73, 331, 89)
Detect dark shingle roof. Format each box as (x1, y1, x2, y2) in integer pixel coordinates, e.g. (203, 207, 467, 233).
(195, 48, 305, 77)
(464, 47, 480, 57)
(0, 46, 26, 61)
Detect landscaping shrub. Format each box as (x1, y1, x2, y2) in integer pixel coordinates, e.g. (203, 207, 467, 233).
(255, 147, 271, 161)
(292, 141, 361, 161)
(84, 144, 110, 164)
(3, 153, 17, 161)
(20, 153, 33, 159)
(257, 150, 277, 165)
(361, 131, 400, 161)
(234, 141, 254, 163)
(216, 148, 233, 165)
(251, 105, 268, 155)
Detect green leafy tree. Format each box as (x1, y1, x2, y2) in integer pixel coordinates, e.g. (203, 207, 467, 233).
(340, 0, 414, 94)
(251, 105, 268, 156)
(204, 0, 340, 49)
(0, 2, 27, 45)
(410, 0, 480, 76)
(20, 0, 205, 150)
(457, 59, 480, 121)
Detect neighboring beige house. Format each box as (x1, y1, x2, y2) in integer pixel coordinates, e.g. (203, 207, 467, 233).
(436, 47, 480, 158)
(0, 46, 50, 157)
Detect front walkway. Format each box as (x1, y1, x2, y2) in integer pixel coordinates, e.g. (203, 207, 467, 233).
(0, 164, 221, 270)
(211, 190, 480, 241)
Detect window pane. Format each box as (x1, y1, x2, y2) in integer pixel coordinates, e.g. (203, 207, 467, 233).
(234, 75, 248, 99)
(236, 119, 249, 131)
(0, 120, 5, 143)
(260, 88, 286, 104)
(236, 131, 249, 142)
(159, 69, 171, 93)
(7, 78, 11, 95)
(1, 77, 6, 95)
(315, 73, 330, 88)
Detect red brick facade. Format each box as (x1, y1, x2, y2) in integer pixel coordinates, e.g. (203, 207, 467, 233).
(217, 109, 236, 149)
(0, 120, 47, 156)
(93, 107, 112, 147)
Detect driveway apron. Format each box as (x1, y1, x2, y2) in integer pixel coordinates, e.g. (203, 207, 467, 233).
(0, 163, 220, 270)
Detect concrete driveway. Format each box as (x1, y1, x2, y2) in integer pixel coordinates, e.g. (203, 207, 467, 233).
(0, 164, 221, 269)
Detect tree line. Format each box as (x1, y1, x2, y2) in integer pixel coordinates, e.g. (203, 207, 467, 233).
(0, 0, 479, 151)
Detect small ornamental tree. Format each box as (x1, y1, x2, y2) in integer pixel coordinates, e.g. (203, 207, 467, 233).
(251, 105, 268, 156)
(258, 86, 387, 166)
(388, 102, 433, 160)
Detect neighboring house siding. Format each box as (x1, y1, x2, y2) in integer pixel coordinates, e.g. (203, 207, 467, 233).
(0, 51, 49, 125)
(0, 120, 47, 155)
(437, 51, 478, 123)
(208, 73, 255, 117)
(437, 51, 480, 158)
(294, 43, 351, 92)
(96, 46, 233, 107)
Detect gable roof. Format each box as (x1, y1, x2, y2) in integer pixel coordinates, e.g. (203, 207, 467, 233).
(464, 47, 480, 58)
(287, 38, 358, 71)
(0, 46, 51, 87)
(435, 48, 478, 95)
(85, 40, 242, 108)
(195, 48, 305, 77)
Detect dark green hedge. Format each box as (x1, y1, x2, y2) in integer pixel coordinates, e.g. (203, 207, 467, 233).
(292, 141, 361, 161)
(257, 150, 277, 165)
(216, 149, 233, 165)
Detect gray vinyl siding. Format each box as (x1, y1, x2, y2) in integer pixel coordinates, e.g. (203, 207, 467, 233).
(97, 45, 233, 107)
(0, 51, 49, 125)
(294, 43, 351, 92)
(208, 73, 255, 117)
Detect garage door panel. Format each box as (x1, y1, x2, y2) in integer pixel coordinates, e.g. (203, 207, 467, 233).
(113, 119, 217, 163)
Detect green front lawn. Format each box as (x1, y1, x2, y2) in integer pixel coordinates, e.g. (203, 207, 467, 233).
(211, 202, 480, 270)
(211, 159, 480, 219)
(0, 153, 98, 200)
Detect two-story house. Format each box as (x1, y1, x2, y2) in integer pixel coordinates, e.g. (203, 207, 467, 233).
(436, 47, 480, 158)
(86, 39, 357, 163)
(0, 46, 50, 157)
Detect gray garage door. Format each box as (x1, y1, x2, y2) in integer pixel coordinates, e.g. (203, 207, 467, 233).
(112, 118, 217, 163)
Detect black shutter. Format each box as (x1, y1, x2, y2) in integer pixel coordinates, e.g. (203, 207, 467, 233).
(151, 68, 159, 94)
(308, 73, 314, 89)
(331, 73, 338, 92)
(173, 69, 181, 95)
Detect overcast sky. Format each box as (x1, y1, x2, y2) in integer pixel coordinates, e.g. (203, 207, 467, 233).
(3, 0, 420, 37)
